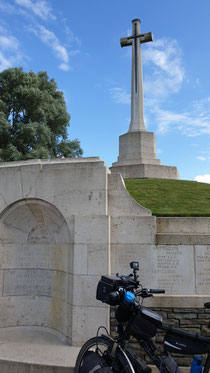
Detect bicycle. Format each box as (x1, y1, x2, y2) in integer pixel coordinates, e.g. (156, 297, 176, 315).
(75, 262, 210, 373)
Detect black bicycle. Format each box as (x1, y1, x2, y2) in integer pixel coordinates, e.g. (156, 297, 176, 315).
(75, 262, 210, 373)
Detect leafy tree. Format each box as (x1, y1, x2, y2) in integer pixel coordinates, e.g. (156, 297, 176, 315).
(0, 67, 83, 162)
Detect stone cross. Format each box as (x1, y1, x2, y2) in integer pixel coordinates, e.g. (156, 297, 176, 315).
(120, 19, 153, 132)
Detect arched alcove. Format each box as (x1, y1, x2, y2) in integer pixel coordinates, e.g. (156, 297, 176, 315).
(0, 199, 73, 343)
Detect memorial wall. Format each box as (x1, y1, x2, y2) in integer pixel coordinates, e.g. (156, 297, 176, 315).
(0, 158, 210, 346)
(0, 158, 110, 346)
(111, 215, 210, 298)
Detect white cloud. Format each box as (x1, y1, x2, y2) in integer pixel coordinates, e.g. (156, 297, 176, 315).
(194, 174, 210, 184)
(30, 25, 70, 70)
(150, 97, 210, 136)
(0, 51, 11, 71)
(110, 37, 185, 106)
(0, 35, 19, 51)
(0, 28, 24, 72)
(63, 22, 81, 47)
(59, 63, 70, 72)
(109, 87, 130, 104)
(143, 38, 185, 98)
(109, 36, 210, 141)
(15, 0, 56, 20)
(197, 156, 206, 161)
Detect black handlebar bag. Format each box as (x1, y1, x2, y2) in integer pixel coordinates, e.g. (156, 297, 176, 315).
(79, 351, 112, 373)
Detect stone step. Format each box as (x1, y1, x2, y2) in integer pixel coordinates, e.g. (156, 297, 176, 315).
(0, 342, 191, 373)
(156, 233, 210, 245)
(0, 342, 80, 373)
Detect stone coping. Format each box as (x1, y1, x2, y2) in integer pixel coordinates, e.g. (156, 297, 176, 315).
(157, 217, 210, 234)
(156, 233, 210, 245)
(0, 157, 103, 168)
(144, 295, 210, 308)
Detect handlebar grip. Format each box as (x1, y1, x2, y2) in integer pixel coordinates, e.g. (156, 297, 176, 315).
(149, 289, 165, 294)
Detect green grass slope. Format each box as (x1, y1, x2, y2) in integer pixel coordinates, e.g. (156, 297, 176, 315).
(125, 179, 210, 217)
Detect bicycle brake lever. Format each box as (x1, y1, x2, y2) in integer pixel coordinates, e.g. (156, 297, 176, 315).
(141, 289, 153, 298)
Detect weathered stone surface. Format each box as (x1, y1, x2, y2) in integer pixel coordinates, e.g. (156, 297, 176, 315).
(144, 295, 210, 308)
(0, 158, 110, 217)
(0, 243, 71, 271)
(195, 245, 210, 294)
(1, 157, 210, 352)
(68, 274, 103, 307)
(71, 305, 109, 346)
(110, 163, 179, 179)
(157, 233, 210, 245)
(0, 296, 68, 334)
(111, 244, 157, 285)
(198, 313, 210, 319)
(157, 217, 210, 234)
(0, 158, 112, 346)
(173, 308, 205, 313)
(151, 245, 195, 294)
(0, 167, 23, 213)
(75, 215, 110, 244)
(111, 216, 156, 244)
(112, 132, 161, 166)
(167, 313, 197, 319)
(0, 270, 3, 295)
(0, 199, 72, 245)
(87, 244, 110, 275)
(3, 269, 66, 300)
(108, 173, 151, 217)
(0, 341, 79, 372)
(179, 319, 208, 326)
(72, 244, 88, 275)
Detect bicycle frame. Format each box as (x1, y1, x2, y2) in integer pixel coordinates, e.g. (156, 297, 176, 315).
(117, 319, 210, 373)
(77, 262, 210, 373)
(140, 338, 210, 373)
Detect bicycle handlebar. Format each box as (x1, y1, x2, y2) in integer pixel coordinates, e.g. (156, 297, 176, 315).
(148, 289, 165, 294)
(97, 262, 166, 306)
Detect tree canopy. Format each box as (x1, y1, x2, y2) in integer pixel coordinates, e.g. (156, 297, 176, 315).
(0, 67, 83, 162)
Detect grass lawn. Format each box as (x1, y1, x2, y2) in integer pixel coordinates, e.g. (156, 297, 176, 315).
(124, 179, 210, 217)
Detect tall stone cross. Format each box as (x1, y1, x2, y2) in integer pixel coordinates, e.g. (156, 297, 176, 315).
(121, 19, 153, 132)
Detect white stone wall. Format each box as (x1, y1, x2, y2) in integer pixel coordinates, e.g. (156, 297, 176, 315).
(0, 158, 110, 346)
(112, 216, 210, 309)
(0, 158, 210, 346)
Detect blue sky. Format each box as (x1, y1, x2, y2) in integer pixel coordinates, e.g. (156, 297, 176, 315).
(0, 0, 210, 182)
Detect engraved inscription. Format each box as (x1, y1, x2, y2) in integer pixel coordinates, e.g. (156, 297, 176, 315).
(152, 246, 195, 294)
(0, 243, 70, 271)
(3, 269, 66, 300)
(195, 246, 210, 293)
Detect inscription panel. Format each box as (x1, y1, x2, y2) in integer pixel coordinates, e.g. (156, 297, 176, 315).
(3, 269, 66, 300)
(195, 245, 210, 294)
(112, 244, 196, 294)
(151, 245, 195, 294)
(0, 243, 71, 271)
(112, 244, 157, 289)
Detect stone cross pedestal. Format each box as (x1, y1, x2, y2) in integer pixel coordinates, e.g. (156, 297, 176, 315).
(110, 19, 179, 180)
